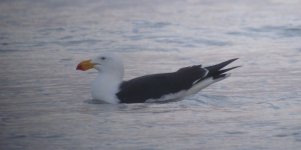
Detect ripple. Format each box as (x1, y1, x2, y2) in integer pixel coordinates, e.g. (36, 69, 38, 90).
(228, 25, 301, 38)
(292, 132, 301, 142)
(64, 39, 102, 45)
(8, 134, 27, 139)
(84, 99, 108, 104)
(0, 49, 26, 53)
(275, 134, 289, 137)
(38, 27, 66, 33)
(225, 131, 247, 135)
(132, 20, 171, 29)
(31, 133, 63, 139)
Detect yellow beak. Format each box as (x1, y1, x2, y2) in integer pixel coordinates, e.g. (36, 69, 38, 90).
(76, 59, 95, 71)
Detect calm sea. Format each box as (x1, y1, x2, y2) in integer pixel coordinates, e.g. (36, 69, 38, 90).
(1, 0, 301, 149)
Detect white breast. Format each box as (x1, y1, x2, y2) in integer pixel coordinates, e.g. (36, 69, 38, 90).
(91, 74, 121, 104)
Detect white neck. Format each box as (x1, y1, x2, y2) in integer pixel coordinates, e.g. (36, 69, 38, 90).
(91, 72, 123, 104)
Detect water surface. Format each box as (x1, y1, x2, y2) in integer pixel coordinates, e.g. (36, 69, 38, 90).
(0, 0, 301, 149)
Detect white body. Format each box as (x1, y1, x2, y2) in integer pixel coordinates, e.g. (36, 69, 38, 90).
(91, 74, 121, 104)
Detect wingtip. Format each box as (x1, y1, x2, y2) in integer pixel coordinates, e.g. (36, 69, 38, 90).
(224, 58, 240, 66)
(230, 58, 239, 62)
(232, 65, 242, 69)
(218, 65, 241, 74)
(221, 58, 239, 66)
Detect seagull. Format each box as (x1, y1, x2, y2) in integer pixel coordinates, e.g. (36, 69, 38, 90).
(76, 53, 239, 104)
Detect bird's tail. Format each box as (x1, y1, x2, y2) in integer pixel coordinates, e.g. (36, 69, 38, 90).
(205, 58, 240, 80)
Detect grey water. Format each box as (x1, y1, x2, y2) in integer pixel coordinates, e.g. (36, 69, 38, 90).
(0, 0, 301, 149)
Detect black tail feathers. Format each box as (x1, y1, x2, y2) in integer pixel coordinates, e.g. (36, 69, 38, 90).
(205, 58, 240, 79)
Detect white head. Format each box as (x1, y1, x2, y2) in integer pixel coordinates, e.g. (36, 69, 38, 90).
(76, 53, 124, 78)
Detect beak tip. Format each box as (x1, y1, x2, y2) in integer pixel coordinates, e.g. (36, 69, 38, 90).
(76, 65, 83, 71)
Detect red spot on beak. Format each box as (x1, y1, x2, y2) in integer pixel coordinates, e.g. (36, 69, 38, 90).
(76, 64, 83, 71)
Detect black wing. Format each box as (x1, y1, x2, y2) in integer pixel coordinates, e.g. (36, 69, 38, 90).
(116, 58, 240, 103)
(116, 65, 207, 103)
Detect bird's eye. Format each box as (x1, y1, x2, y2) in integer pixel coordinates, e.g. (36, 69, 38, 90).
(100, 57, 106, 60)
